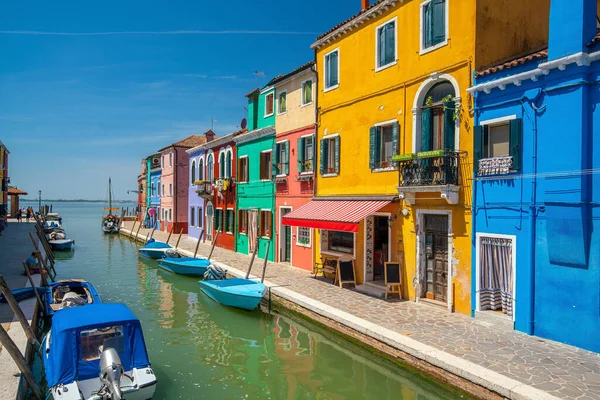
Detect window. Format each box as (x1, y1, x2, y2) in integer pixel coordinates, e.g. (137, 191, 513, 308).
(226, 151, 232, 178)
(191, 160, 196, 183)
(169, 153, 172, 167)
(81, 326, 124, 361)
(297, 136, 314, 173)
(238, 210, 248, 234)
(278, 91, 287, 114)
(199, 159, 204, 181)
(297, 227, 311, 247)
(197, 207, 202, 228)
(320, 136, 340, 175)
(157, 207, 160, 221)
(214, 209, 223, 232)
(162, 156, 164, 169)
(484, 123, 510, 159)
(420, 82, 456, 152)
(168, 209, 172, 222)
(238, 157, 249, 183)
(274, 142, 289, 176)
(265, 92, 274, 117)
(370, 123, 399, 169)
(151, 183, 155, 196)
(225, 210, 234, 234)
(421, 0, 447, 52)
(302, 80, 313, 106)
(260, 210, 272, 238)
(328, 231, 354, 254)
(169, 183, 172, 196)
(219, 152, 225, 178)
(161, 184, 164, 197)
(376, 18, 396, 70)
(260, 151, 272, 180)
(324, 50, 339, 90)
(190, 207, 195, 227)
(207, 154, 214, 182)
(475, 118, 522, 174)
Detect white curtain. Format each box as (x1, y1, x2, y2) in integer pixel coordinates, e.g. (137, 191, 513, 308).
(248, 210, 258, 252)
(479, 237, 513, 316)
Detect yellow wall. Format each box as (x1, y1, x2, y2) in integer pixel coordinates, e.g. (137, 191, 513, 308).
(274, 69, 316, 133)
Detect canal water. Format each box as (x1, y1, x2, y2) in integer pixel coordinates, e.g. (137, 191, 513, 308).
(27, 201, 469, 400)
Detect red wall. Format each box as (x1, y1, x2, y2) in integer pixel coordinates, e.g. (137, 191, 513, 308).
(210, 140, 236, 251)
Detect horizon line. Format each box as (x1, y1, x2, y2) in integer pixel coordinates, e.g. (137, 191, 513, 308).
(0, 30, 319, 36)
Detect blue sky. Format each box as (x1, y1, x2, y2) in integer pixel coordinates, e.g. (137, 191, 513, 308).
(0, 0, 357, 200)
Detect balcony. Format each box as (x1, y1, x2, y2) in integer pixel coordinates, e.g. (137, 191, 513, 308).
(393, 150, 460, 204)
(194, 181, 213, 199)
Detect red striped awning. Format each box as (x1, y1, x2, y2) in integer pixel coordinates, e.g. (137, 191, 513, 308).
(282, 200, 391, 232)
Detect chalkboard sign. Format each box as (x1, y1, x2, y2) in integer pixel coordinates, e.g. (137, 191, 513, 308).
(338, 259, 356, 288)
(384, 262, 402, 299)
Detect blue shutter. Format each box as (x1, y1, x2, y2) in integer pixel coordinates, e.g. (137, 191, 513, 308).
(392, 122, 400, 166)
(320, 139, 328, 175)
(334, 136, 341, 174)
(443, 102, 455, 151)
(330, 52, 339, 86)
(378, 26, 385, 67)
(284, 141, 290, 175)
(385, 22, 395, 65)
(421, 108, 433, 151)
(369, 127, 378, 169)
(510, 118, 523, 171)
(473, 125, 485, 174)
(297, 137, 305, 173)
(424, 2, 433, 48)
(432, 0, 446, 45)
(272, 142, 279, 177)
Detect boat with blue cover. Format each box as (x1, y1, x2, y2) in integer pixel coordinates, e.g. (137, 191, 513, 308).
(43, 279, 102, 317)
(49, 238, 75, 251)
(158, 255, 211, 276)
(43, 303, 157, 400)
(198, 277, 267, 311)
(138, 238, 172, 259)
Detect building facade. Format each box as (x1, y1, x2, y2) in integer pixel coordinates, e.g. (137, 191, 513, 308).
(149, 166, 161, 230)
(272, 63, 316, 271)
(234, 88, 276, 261)
(469, 0, 600, 352)
(146, 154, 160, 219)
(186, 146, 207, 241)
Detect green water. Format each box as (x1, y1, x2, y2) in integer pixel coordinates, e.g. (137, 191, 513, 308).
(28, 201, 468, 400)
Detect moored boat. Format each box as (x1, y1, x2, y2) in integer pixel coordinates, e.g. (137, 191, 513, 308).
(157, 256, 211, 276)
(102, 177, 121, 234)
(198, 277, 266, 311)
(43, 303, 157, 400)
(49, 238, 75, 251)
(139, 238, 172, 259)
(43, 279, 102, 316)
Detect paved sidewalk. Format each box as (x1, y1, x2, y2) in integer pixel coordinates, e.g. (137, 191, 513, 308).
(123, 222, 600, 400)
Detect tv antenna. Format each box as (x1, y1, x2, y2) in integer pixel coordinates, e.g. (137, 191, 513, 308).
(211, 119, 217, 130)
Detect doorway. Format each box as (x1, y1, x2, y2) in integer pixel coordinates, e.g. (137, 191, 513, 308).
(206, 202, 214, 242)
(423, 214, 449, 303)
(248, 209, 258, 253)
(280, 207, 292, 263)
(364, 214, 392, 283)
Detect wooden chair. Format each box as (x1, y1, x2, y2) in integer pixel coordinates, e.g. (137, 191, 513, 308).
(313, 256, 338, 283)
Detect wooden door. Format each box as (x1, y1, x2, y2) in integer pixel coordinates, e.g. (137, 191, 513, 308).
(424, 215, 449, 303)
(280, 208, 291, 263)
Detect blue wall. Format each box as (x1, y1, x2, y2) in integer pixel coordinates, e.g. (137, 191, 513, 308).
(149, 169, 161, 230)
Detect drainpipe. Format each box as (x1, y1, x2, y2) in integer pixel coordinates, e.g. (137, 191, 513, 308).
(312, 49, 318, 268)
(471, 86, 479, 318)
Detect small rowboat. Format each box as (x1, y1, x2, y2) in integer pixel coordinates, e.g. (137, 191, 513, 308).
(43, 279, 102, 317)
(158, 257, 211, 276)
(198, 278, 267, 311)
(139, 239, 172, 259)
(49, 238, 75, 251)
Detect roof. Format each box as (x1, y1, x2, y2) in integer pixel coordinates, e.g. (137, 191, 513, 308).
(270, 62, 315, 86)
(245, 88, 260, 98)
(158, 133, 213, 152)
(204, 129, 247, 149)
(233, 126, 275, 144)
(475, 49, 548, 78)
(7, 187, 27, 196)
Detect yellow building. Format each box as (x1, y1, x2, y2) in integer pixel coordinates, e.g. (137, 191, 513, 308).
(284, 0, 548, 315)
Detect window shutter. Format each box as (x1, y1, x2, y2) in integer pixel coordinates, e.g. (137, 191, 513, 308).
(369, 127, 378, 169)
(331, 52, 339, 86)
(443, 102, 455, 151)
(272, 142, 279, 177)
(433, 0, 446, 45)
(311, 136, 316, 171)
(334, 136, 341, 174)
(421, 108, 433, 151)
(473, 125, 485, 173)
(320, 138, 328, 175)
(386, 22, 395, 65)
(284, 141, 290, 175)
(392, 122, 400, 166)
(378, 27, 385, 67)
(297, 137, 305, 172)
(510, 118, 523, 171)
(424, 2, 433, 48)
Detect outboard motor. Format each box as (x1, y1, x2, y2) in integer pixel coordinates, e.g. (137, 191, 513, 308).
(99, 348, 124, 400)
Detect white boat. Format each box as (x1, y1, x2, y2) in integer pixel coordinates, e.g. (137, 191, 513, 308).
(102, 177, 120, 234)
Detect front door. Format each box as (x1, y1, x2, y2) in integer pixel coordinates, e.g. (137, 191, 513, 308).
(424, 215, 448, 303)
(280, 208, 292, 263)
(206, 203, 214, 242)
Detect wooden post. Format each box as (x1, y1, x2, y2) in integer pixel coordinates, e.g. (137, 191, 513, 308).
(35, 229, 54, 264)
(0, 323, 44, 399)
(141, 232, 149, 249)
(166, 225, 174, 245)
(260, 241, 271, 283)
(129, 221, 136, 240)
(29, 232, 55, 278)
(175, 228, 184, 250)
(0, 276, 42, 356)
(134, 221, 142, 242)
(34, 252, 51, 286)
(193, 230, 204, 258)
(245, 237, 260, 279)
(22, 264, 45, 317)
(208, 230, 220, 261)
(149, 226, 156, 240)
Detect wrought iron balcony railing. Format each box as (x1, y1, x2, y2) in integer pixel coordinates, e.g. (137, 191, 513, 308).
(394, 150, 460, 187)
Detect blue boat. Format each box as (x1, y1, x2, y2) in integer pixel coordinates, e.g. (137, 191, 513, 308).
(139, 238, 172, 259)
(198, 278, 267, 311)
(158, 256, 211, 276)
(49, 238, 75, 251)
(42, 279, 102, 317)
(43, 303, 157, 400)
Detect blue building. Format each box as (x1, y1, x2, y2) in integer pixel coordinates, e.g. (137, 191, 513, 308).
(186, 145, 207, 241)
(469, 0, 600, 353)
(149, 167, 161, 230)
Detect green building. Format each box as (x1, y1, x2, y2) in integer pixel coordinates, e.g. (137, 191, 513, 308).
(234, 86, 277, 261)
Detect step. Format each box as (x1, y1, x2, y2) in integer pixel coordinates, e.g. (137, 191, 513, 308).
(355, 283, 386, 299)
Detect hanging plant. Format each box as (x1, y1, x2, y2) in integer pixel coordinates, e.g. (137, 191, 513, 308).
(442, 95, 460, 122)
(425, 96, 434, 106)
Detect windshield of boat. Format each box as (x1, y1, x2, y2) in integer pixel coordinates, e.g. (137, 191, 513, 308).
(80, 325, 124, 361)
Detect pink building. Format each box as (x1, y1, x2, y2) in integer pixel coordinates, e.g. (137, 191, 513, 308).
(158, 132, 215, 233)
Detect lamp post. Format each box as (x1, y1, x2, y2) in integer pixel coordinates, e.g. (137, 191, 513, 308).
(38, 191, 41, 213)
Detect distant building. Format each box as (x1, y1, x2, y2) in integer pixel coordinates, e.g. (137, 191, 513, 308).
(146, 154, 160, 228)
(186, 144, 207, 241)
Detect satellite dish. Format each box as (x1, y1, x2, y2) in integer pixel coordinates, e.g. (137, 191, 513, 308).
(240, 118, 247, 130)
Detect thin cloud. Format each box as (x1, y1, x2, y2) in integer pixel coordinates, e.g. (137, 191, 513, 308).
(0, 30, 318, 36)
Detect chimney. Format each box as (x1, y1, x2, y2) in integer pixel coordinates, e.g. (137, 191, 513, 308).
(205, 130, 215, 142)
(362, 0, 369, 11)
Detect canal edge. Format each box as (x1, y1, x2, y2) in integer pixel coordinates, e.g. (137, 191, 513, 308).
(122, 228, 559, 400)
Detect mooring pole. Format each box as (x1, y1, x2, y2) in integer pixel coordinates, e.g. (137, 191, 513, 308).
(34, 252, 51, 286)
(193, 230, 204, 258)
(134, 221, 142, 242)
(141, 232, 150, 249)
(245, 238, 260, 279)
(208, 230, 220, 261)
(175, 228, 184, 250)
(22, 264, 46, 318)
(166, 225, 174, 245)
(260, 241, 271, 283)
(129, 221, 136, 240)
(149, 226, 156, 240)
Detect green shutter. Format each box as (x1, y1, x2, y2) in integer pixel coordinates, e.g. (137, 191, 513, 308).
(510, 118, 523, 171)
(320, 138, 328, 175)
(369, 127, 378, 169)
(424, 2, 433, 48)
(421, 108, 433, 151)
(284, 141, 290, 175)
(311, 136, 316, 171)
(473, 125, 485, 174)
(443, 102, 455, 151)
(334, 136, 341, 174)
(385, 22, 395, 65)
(272, 142, 279, 177)
(433, 0, 446, 45)
(297, 137, 305, 172)
(214, 210, 220, 231)
(392, 122, 400, 166)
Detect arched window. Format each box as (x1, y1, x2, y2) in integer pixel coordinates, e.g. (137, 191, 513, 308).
(191, 160, 196, 183)
(220, 152, 225, 178)
(226, 151, 232, 178)
(207, 154, 214, 182)
(199, 158, 204, 181)
(420, 81, 456, 152)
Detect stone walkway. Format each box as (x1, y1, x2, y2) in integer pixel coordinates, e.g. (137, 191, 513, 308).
(123, 222, 600, 400)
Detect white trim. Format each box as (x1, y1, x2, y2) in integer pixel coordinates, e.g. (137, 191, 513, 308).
(375, 16, 398, 72)
(260, 86, 274, 95)
(372, 166, 397, 173)
(261, 149, 273, 154)
(363, 213, 392, 282)
(374, 119, 398, 127)
(264, 91, 275, 118)
(237, 155, 249, 183)
(205, 201, 214, 242)
(300, 78, 314, 107)
(322, 133, 340, 140)
(323, 48, 340, 92)
(296, 226, 312, 248)
(479, 115, 517, 126)
(475, 232, 517, 322)
(276, 139, 288, 144)
(415, 209, 453, 312)
(301, 132, 316, 138)
(189, 159, 197, 186)
(279, 206, 293, 265)
(411, 74, 461, 153)
(277, 90, 288, 115)
(419, 0, 449, 56)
